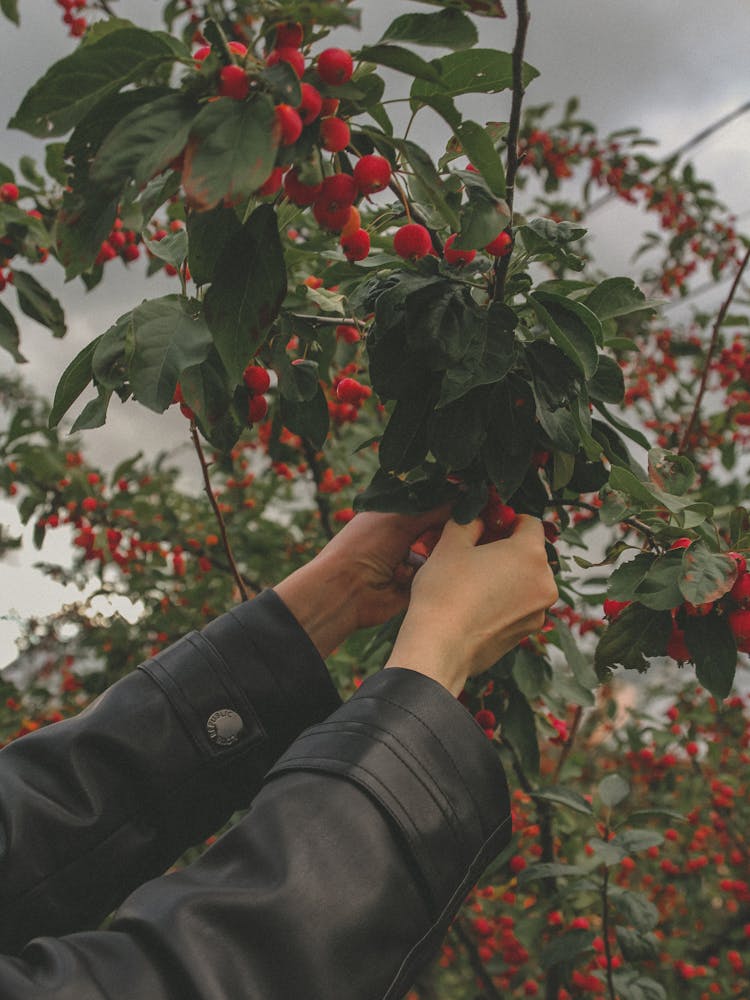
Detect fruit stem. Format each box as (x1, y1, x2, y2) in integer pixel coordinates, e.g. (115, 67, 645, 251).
(189, 420, 250, 602)
(492, 0, 531, 303)
(678, 243, 750, 455)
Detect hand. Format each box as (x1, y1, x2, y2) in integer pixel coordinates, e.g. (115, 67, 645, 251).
(273, 507, 452, 658)
(385, 515, 558, 696)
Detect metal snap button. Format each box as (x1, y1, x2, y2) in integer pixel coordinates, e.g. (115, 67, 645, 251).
(207, 708, 244, 746)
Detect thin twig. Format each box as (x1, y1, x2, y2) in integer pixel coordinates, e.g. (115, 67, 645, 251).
(492, 0, 531, 302)
(189, 421, 249, 602)
(601, 857, 617, 1000)
(678, 244, 750, 454)
(551, 705, 583, 784)
(454, 917, 504, 1000)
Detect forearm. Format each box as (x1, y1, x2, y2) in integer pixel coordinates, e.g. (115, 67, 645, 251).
(0, 669, 511, 1000)
(0, 589, 341, 953)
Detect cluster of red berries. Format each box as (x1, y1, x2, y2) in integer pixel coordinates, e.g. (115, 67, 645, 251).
(54, 0, 88, 37)
(604, 541, 750, 663)
(95, 218, 141, 267)
(242, 364, 270, 424)
(392, 221, 512, 264)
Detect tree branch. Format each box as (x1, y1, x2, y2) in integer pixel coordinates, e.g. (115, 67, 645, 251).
(189, 421, 249, 602)
(678, 244, 750, 454)
(492, 0, 531, 302)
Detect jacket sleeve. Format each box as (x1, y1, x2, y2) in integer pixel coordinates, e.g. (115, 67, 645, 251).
(0, 589, 342, 953)
(0, 668, 512, 1000)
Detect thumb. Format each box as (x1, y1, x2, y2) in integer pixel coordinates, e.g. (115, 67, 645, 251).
(435, 517, 484, 551)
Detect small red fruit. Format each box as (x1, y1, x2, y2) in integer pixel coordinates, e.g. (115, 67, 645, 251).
(485, 230, 512, 257)
(479, 493, 517, 543)
(729, 571, 750, 607)
(248, 395, 269, 424)
(444, 233, 476, 266)
(228, 41, 248, 57)
(393, 223, 432, 260)
(340, 228, 370, 262)
(336, 377, 371, 404)
(0, 182, 20, 203)
(193, 44, 211, 66)
(319, 116, 350, 153)
(729, 551, 748, 574)
(318, 172, 357, 207)
(353, 154, 392, 195)
(670, 537, 693, 550)
(276, 103, 303, 145)
(667, 623, 692, 663)
(336, 324, 360, 344)
(297, 83, 323, 125)
(266, 46, 305, 78)
(603, 598, 630, 621)
(317, 47, 354, 85)
(313, 200, 351, 232)
(219, 64, 249, 100)
(256, 167, 284, 197)
(243, 365, 271, 395)
(320, 97, 340, 117)
(81, 497, 97, 513)
(275, 21, 303, 48)
(728, 608, 750, 644)
(283, 168, 323, 207)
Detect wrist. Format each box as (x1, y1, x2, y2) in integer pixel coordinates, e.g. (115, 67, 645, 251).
(385, 625, 469, 698)
(273, 556, 362, 659)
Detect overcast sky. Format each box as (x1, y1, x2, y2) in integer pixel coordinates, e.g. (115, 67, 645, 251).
(2, 0, 750, 662)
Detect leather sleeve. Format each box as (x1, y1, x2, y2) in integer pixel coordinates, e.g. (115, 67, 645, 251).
(0, 589, 342, 953)
(0, 668, 512, 1000)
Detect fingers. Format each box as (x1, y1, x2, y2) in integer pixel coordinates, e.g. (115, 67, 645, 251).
(434, 517, 484, 551)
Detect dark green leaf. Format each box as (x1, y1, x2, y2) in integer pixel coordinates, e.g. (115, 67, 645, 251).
(142, 230, 188, 270)
(584, 276, 657, 321)
(186, 203, 242, 286)
(554, 618, 598, 688)
(129, 295, 212, 412)
(609, 888, 659, 932)
(0, 300, 25, 363)
(454, 180, 510, 249)
(608, 553, 654, 601)
(616, 928, 659, 963)
(394, 138, 459, 230)
(647, 447, 695, 495)
(428, 392, 486, 468)
(534, 397, 580, 453)
(531, 786, 593, 816)
(634, 551, 684, 611)
(56, 184, 119, 279)
(71, 386, 113, 431)
(684, 613, 737, 699)
(91, 93, 197, 192)
(10, 28, 183, 137)
(280, 385, 329, 449)
(380, 8, 478, 49)
(380, 394, 432, 473)
(518, 218, 587, 270)
(260, 60, 301, 108)
(482, 376, 535, 498)
(530, 290, 599, 379)
(525, 340, 581, 409)
(594, 603, 671, 675)
(501, 685, 539, 777)
(49, 337, 102, 428)
(613, 972, 666, 1000)
(179, 347, 232, 428)
(588, 354, 625, 403)
(437, 302, 515, 407)
(540, 930, 595, 970)
(13, 271, 66, 337)
(358, 44, 444, 84)
(679, 543, 737, 605)
(518, 862, 592, 883)
(182, 95, 278, 212)
(453, 120, 506, 197)
(615, 829, 663, 853)
(204, 204, 287, 383)
(92, 311, 134, 390)
(411, 48, 538, 100)
(1, 0, 19, 24)
(594, 401, 652, 451)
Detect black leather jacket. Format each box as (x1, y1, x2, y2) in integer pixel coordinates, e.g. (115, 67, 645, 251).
(0, 590, 512, 999)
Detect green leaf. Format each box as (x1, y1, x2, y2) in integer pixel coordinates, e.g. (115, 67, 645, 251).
(56, 185, 119, 280)
(280, 385, 329, 449)
(0, 300, 25, 363)
(182, 95, 278, 212)
(358, 44, 444, 84)
(588, 354, 625, 404)
(684, 613, 737, 699)
(453, 121, 506, 197)
(612, 972, 666, 1000)
(482, 376, 535, 498)
(679, 543, 737, 605)
(142, 230, 188, 270)
(454, 177, 510, 249)
(634, 552, 684, 611)
(594, 401, 652, 451)
(534, 398, 580, 454)
(411, 48, 539, 100)
(540, 930, 595, 970)
(10, 28, 182, 137)
(598, 773, 630, 808)
(179, 348, 233, 428)
(647, 447, 695, 495)
(272, 343, 320, 403)
(615, 829, 663, 853)
(608, 553, 654, 601)
(554, 618, 598, 688)
(392, 138, 459, 230)
(45, 142, 68, 185)
(186, 203, 242, 287)
(530, 290, 599, 379)
(204, 204, 287, 384)
(531, 786, 593, 816)
(437, 302, 515, 407)
(609, 888, 659, 932)
(71, 386, 113, 431)
(588, 837, 627, 865)
(380, 8, 478, 49)
(380, 394, 432, 473)
(260, 60, 302, 108)
(584, 276, 657, 321)
(92, 311, 134, 389)
(49, 337, 102, 428)
(501, 686, 539, 777)
(518, 862, 593, 883)
(518, 218, 587, 270)
(428, 392, 486, 468)
(616, 928, 659, 963)
(13, 271, 66, 337)
(1, 0, 19, 25)
(91, 93, 197, 193)
(129, 295, 212, 412)
(594, 603, 671, 675)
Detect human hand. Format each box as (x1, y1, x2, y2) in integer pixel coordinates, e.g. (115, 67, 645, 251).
(385, 515, 558, 696)
(273, 507, 451, 658)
